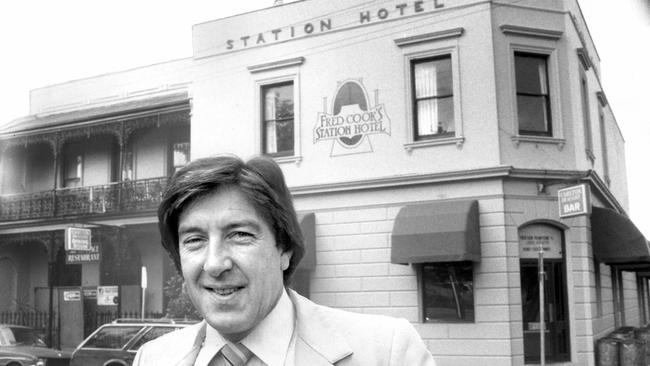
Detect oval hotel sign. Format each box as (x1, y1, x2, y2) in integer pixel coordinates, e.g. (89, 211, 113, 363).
(314, 80, 391, 156)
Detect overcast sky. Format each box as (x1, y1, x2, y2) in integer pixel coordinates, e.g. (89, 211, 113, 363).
(0, 0, 648, 237)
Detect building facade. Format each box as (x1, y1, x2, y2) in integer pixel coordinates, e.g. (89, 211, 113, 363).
(1, 0, 649, 364)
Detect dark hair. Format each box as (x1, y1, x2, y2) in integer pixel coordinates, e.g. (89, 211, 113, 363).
(158, 155, 304, 283)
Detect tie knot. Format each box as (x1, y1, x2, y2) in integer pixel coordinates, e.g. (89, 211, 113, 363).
(220, 342, 253, 366)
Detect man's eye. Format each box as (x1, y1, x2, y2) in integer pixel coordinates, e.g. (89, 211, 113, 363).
(228, 231, 254, 241)
(181, 237, 204, 247)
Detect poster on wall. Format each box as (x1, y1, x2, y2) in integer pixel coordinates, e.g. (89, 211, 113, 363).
(314, 79, 391, 156)
(97, 286, 119, 306)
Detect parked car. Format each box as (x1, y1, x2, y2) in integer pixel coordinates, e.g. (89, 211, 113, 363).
(70, 319, 196, 366)
(0, 324, 70, 366)
(0, 349, 43, 366)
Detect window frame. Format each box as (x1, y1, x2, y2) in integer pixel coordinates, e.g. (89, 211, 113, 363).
(261, 81, 295, 158)
(508, 44, 564, 147)
(579, 67, 595, 162)
(250, 57, 303, 165)
(411, 55, 456, 141)
(418, 261, 475, 323)
(400, 41, 464, 151)
(598, 104, 610, 185)
(514, 52, 553, 136)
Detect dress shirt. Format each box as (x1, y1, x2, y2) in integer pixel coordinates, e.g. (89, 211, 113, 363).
(194, 288, 296, 366)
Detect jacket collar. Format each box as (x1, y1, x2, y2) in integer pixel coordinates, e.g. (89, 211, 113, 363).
(288, 289, 353, 365)
(175, 290, 353, 366)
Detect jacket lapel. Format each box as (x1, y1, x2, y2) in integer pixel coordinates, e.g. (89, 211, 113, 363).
(175, 322, 206, 366)
(288, 289, 353, 365)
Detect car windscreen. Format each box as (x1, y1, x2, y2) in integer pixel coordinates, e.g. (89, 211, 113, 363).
(82, 326, 144, 349)
(129, 326, 181, 351)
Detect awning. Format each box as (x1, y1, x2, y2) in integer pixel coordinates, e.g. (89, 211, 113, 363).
(297, 213, 316, 270)
(391, 200, 480, 264)
(591, 206, 650, 265)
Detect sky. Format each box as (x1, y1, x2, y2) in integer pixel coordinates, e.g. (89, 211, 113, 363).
(0, 0, 648, 236)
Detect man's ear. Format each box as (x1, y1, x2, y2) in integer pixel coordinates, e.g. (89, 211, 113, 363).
(280, 250, 292, 271)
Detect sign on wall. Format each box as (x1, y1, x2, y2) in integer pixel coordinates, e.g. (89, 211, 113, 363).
(63, 290, 81, 302)
(558, 183, 591, 218)
(97, 286, 119, 306)
(519, 225, 563, 259)
(314, 79, 391, 156)
(66, 242, 100, 264)
(65, 227, 91, 251)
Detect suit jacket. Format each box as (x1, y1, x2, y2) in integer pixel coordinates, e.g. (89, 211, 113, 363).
(133, 289, 436, 366)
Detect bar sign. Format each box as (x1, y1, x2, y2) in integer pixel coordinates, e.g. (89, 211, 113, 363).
(558, 184, 591, 218)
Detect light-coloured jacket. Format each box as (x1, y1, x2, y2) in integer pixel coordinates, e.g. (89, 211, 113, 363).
(133, 289, 436, 365)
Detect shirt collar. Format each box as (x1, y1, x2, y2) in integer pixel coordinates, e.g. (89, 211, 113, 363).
(204, 288, 295, 366)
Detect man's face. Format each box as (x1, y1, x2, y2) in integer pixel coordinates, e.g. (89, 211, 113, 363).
(177, 186, 291, 341)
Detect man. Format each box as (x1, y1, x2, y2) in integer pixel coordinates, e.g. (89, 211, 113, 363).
(134, 155, 435, 366)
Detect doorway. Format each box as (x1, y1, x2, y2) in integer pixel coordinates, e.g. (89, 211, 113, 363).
(519, 224, 570, 363)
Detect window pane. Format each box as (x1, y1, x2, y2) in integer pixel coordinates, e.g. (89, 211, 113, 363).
(82, 326, 143, 349)
(422, 262, 474, 322)
(263, 82, 294, 155)
(515, 54, 548, 95)
(265, 119, 294, 154)
(173, 142, 190, 170)
(416, 97, 454, 137)
(414, 57, 452, 98)
(517, 95, 550, 134)
(264, 84, 293, 120)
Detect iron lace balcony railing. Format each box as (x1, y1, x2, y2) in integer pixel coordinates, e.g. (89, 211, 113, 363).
(0, 176, 169, 221)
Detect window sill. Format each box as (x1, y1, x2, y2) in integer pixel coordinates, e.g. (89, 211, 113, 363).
(511, 135, 565, 150)
(273, 155, 303, 166)
(404, 136, 465, 153)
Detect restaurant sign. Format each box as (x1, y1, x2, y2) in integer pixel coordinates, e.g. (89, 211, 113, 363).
(315, 80, 391, 156)
(558, 183, 591, 218)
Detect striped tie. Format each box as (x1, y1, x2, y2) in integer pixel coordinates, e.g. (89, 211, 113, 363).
(216, 342, 253, 366)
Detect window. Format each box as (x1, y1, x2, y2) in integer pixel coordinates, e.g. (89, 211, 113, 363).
(130, 326, 181, 351)
(421, 262, 474, 322)
(81, 326, 143, 349)
(262, 82, 294, 156)
(515, 52, 552, 136)
(411, 55, 454, 140)
(64, 154, 83, 188)
(172, 142, 190, 173)
(598, 105, 610, 184)
(594, 257, 603, 317)
(580, 70, 594, 159)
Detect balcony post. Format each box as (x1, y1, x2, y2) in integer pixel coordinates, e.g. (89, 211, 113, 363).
(52, 134, 61, 216)
(118, 122, 126, 209)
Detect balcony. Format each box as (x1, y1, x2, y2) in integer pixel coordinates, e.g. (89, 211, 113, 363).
(0, 177, 169, 222)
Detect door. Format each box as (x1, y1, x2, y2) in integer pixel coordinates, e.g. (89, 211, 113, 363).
(57, 287, 84, 349)
(521, 261, 570, 363)
(519, 224, 570, 363)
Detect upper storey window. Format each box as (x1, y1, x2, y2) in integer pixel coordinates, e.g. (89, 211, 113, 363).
(515, 52, 552, 136)
(262, 82, 294, 157)
(412, 55, 455, 140)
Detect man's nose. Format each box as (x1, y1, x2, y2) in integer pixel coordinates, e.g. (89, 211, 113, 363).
(202, 237, 233, 276)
